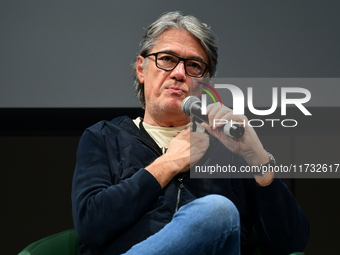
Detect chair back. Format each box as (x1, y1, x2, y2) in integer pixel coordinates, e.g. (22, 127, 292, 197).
(18, 229, 78, 255)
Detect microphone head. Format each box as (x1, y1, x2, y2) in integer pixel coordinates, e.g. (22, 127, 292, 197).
(181, 96, 201, 116)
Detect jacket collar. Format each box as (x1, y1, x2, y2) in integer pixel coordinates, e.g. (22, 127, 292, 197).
(111, 116, 163, 155)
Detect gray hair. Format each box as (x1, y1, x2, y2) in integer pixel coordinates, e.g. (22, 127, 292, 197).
(132, 11, 218, 108)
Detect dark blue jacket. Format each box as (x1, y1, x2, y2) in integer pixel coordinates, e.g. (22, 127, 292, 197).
(72, 116, 309, 255)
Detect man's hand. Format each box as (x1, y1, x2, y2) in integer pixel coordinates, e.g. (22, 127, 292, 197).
(145, 127, 209, 188)
(201, 103, 274, 186)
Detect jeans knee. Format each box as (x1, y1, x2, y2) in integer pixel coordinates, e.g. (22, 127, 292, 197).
(185, 195, 240, 234)
(204, 195, 239, 227)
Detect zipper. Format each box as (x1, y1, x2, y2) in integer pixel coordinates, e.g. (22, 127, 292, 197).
(175, 175, 185, 212)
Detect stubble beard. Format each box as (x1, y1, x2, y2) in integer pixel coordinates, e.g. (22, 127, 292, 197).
(146, 96, 190, 126)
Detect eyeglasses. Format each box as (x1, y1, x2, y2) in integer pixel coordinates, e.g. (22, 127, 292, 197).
(144, 52, 209, 78)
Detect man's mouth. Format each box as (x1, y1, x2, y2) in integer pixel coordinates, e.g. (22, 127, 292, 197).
(166, 86, 187, 95)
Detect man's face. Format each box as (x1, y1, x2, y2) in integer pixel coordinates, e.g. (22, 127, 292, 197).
(136, 29, 209, 122)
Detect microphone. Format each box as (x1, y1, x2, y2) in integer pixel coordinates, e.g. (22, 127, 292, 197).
(182, 96, 245, 138)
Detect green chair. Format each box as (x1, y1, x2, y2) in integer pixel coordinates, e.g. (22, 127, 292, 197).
(18, 229, 304, 255)
(253, 249, 304, 255)
(18, 229, 78, 255)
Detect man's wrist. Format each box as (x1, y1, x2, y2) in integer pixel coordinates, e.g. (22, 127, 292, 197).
(243, 148, 269, 167)
(261, 150, 276, 167)
(253, 151, 276, 185)
(145, 155, 186, 188)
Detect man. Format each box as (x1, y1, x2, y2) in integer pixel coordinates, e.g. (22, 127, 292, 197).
(72, 12, 309, 255)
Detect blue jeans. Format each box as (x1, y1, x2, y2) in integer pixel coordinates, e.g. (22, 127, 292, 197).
(122, 194, 240, 255)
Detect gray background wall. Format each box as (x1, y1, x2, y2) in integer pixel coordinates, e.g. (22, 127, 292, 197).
(1, 1, 340, 255)
(1, 1, 339, 107)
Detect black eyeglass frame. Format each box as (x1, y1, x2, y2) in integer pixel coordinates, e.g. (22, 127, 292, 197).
(144, 51, 209, 78)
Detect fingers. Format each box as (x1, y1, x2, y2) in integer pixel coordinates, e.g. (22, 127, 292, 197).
(190, 132, 210, 165)
(205, 103, 247, 130)
(164, 126, 210, 174)
(190, 131, 210, 145)
(174, 126, 190, 138)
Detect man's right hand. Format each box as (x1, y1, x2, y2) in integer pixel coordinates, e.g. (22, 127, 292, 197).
(145, 127, 209, 188)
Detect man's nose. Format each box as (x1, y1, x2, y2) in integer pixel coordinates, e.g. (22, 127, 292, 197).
(170, 61, 186, 80)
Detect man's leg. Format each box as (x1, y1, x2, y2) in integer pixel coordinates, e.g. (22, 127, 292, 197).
(122, 194, 240, 255)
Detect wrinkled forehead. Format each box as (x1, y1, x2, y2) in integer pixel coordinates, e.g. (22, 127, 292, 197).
(151, 29, 209, 63)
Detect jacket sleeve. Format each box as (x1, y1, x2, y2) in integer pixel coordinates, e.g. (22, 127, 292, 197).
(71, 128, 162, 246)
(252, 178, 310, 254)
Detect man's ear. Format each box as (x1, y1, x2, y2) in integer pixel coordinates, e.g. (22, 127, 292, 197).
(136, 55, 145, 84)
